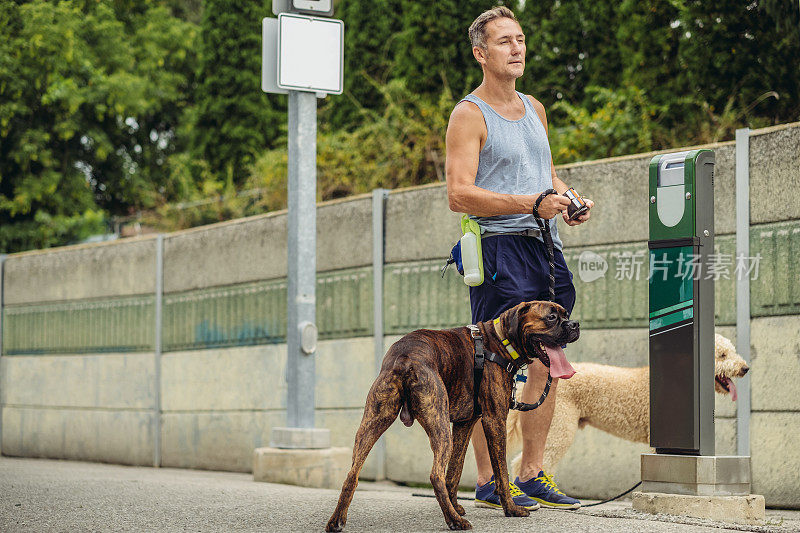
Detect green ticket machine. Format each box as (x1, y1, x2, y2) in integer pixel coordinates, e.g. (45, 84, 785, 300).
(636, 149, 760, 518)
(648, 149, 715, 455)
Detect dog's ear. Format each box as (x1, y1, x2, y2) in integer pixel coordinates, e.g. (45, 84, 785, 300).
(504, 302, 531, 346)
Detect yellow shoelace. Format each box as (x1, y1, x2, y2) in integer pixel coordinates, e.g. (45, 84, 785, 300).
(487, 480, 526, 498)
(535, 471, 566, 496)
(508, 483, 526, 497)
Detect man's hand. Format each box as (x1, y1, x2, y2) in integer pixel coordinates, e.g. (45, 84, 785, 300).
(536, 194, 571, 219)
(562, 199, 594, 226)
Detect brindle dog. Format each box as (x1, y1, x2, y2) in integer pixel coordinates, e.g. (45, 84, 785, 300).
(325, 301, 580, 531)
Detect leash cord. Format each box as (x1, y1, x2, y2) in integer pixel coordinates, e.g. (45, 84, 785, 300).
(533, 189, 557, 304)
(411, 481, 642, 508)
(510, 373, 552, 411)
(411, 480, 642, 506)
(580, 481, 642, 507)
(508, 189, 558, 412)
(411, 492, 475, 502)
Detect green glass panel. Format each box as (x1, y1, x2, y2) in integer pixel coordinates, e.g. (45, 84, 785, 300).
(649, 246, 694, 314)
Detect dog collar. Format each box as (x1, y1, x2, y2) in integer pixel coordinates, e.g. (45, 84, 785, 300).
(493, 318, 522, 361)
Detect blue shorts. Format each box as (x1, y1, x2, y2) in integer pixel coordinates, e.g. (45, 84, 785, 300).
(469, 235, 576, 323)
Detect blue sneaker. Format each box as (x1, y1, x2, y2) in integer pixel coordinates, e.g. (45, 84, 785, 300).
(474, 476, 540, 510)
(515, 471, 581, 509)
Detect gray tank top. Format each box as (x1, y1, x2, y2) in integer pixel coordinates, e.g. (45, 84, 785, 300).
(460, 91, 562, 251)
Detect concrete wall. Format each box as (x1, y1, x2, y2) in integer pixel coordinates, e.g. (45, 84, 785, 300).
(2, 123, 799, 508)
(0, 353, 156, 465)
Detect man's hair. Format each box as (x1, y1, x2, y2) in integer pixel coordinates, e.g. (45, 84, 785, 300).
(468, 6, 518, 50)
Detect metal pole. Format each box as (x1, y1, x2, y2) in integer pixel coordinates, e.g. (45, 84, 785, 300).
(0, 253, 6, 454)
(286, 90, 317, 429)
(735, 128, 751, 456)
(153, 235, 164, 467)
(372, 189, 388, 480)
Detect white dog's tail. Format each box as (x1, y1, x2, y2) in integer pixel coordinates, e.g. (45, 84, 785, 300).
(506, 408, 523, 477)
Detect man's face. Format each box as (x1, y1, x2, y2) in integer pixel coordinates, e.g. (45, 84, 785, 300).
(475, 17, 526, 79)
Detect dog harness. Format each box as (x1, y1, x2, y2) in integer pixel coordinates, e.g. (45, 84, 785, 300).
(468, 323, 552, 416)
(467, 188, 561, 415)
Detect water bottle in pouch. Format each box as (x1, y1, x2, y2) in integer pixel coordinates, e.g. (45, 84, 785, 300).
(459, 215, 484, 287)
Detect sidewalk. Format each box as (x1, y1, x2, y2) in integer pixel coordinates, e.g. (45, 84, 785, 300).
(0, 457, 796, 532)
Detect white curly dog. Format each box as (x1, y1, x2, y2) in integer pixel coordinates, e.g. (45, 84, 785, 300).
(507, 333, 749, 476)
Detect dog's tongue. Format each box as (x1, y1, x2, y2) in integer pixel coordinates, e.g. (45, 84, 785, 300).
(726, 378, 738, 401)
(545, 345, 575, 379)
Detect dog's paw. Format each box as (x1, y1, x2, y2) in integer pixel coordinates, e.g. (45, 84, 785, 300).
(447, 517, 472, 530)
(453, 502, 466, 516)
(325, 518, 345, 532)
(504, 505, 530, 518)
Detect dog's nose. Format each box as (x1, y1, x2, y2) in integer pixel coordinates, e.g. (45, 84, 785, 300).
(741, 366, 749, 376)
(565, 320, 579, 331)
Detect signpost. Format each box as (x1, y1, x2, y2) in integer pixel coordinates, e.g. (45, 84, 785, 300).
(260, 2, 344, 456)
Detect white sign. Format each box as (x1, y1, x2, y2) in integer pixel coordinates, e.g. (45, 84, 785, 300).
(278, 13, 343, 94)
(262, 18, 288, 94)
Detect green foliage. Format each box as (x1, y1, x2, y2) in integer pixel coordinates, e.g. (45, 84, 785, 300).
(392, 0, 497, 98)
(676, 0, 800, 124)
(247, 80, 453, 212)
(615, 0, 683, 113)
(519, 0, 623, 106)
(549, 86, 668, 163)
(0, 0, 198, 252)
(324, 0, 404, 129)
(191, 0, 284, 185)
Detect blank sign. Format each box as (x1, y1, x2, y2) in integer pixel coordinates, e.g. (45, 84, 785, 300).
(278, 13, 343, 94)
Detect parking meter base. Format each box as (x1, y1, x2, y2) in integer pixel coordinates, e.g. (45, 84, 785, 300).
(633, 453, 764, 525)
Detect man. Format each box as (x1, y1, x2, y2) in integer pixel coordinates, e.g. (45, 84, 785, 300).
(445, 6, 594, 511)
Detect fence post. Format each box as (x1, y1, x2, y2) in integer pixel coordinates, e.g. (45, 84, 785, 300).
(735, 128, 751, 456)
(154, 235, 164, 467)
(372, 189, 388, 480)
(0, 253, 6, 454)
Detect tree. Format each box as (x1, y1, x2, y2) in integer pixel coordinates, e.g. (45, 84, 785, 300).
(393, 0, 498, 98)
(0, 0, 198, 252)
(677, 0, 800, 126)
(518, 0, 623, 107)
(191, 0, 284, 185)
(322, 0, 405, 130)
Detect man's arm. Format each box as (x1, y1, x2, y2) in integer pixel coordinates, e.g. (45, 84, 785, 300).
(445, 101, 569, 219)
(527, 95, 594, 226)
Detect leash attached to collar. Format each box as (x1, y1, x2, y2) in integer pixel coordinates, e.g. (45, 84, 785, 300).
(495, 188, 558, 412)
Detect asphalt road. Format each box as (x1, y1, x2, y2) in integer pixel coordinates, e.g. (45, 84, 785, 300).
(1, 457, 797, 532)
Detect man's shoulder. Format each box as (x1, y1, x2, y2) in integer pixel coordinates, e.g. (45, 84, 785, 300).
(448, 99, 485, 132)
(523, 94, 546, 113)
(451, 98, 482, 120)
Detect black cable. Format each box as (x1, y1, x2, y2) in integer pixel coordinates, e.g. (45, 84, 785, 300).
(411, 492, 474, 501)
(580, 481, 642, 507)
(412, 480, 641, 507)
